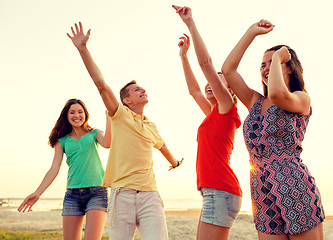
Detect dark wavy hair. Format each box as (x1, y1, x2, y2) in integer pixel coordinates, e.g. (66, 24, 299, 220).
(48, 99, 92, 148)
(262, 45, 307, 97)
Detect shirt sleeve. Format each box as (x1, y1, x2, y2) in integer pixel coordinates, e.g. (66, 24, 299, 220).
(111, 103, 125, 121)
(91, 129, 102, 140)
(149, 122, 164, 149)
(58, 136, 66, 149)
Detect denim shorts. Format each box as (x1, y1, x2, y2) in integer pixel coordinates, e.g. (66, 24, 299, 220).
(200, 187, 242, 227)
(62, 186, 108, 216)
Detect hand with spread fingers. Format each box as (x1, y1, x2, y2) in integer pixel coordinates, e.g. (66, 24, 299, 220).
(67, 22, 91, 50)
(17, 193, 40, 212)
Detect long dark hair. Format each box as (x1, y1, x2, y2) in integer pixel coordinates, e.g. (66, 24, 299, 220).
(48, 99, 92, 148)
(262, 45, 307, 97)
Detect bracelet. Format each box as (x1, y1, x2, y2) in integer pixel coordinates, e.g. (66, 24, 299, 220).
(172, 161, 179, 168)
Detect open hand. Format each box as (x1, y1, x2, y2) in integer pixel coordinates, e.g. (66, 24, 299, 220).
(67, 22, 91, 50)
(17, 193, 40, 212)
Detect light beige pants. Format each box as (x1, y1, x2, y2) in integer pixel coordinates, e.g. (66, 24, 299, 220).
(107, 188, 168, 240)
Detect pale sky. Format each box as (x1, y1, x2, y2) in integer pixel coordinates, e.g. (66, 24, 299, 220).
(1, 0, 333, 213)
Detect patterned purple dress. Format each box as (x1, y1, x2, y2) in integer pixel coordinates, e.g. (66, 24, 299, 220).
(243, 97, 325, 235)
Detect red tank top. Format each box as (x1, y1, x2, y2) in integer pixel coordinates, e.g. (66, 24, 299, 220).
(196, 104, 242, 196)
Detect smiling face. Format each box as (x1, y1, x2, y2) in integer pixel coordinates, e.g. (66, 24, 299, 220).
(260, 50, 291, 87)
(204, 83, 214, 100)
(124, 84, 148, 106)
(260, 51, 273, 86)
(204, 74, 234, 100)
(67, 103, 86, 128)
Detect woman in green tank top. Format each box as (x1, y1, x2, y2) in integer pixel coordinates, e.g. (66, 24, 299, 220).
(18, 98, 111, 240)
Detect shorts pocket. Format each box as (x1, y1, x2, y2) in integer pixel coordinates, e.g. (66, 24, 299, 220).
(201, 192, 215, 219)
(91, 186, 106, 194)
(64, 189, 72, 198)
(226, 194, 242, 219)
(156, 192, 165, 208)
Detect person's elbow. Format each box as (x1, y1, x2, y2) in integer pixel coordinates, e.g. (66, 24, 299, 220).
(198, 57, 213, 70)
(159, 143, 167, 153)
(268, 89, 288, 105)
(47, 165, 61, 179)
(221, 62, 233, 76)
(96, 82, 108, 93)
(105, 141, 111, 149)
(102, 139, 111, 149)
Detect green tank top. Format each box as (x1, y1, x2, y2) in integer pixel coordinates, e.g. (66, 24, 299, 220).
(58, 129, 104, 188)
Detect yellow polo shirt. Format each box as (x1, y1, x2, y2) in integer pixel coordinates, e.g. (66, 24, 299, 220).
(102, 103, 164, 191)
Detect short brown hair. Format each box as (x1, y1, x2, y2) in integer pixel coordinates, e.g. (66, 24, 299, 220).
(120, 80, 137, 107)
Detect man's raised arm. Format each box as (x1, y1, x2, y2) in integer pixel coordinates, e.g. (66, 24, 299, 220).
(67, 22, 119, 116)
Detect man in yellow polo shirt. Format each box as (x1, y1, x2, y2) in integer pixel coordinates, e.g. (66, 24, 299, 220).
(68, 22, 183, 240)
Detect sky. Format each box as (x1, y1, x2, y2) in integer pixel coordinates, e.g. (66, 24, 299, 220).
(1, 0, 333, 213)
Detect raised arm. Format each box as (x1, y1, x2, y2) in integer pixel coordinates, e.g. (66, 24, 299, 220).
(178, 33, 211, 115)
(159, 143, 184, 171)
(173, 5, 233, 114)
(222, 20, 274, 110)
(67, 22, 119, 116)
(268, 47, 310, 114)
(96, 110, 112, 148)
(17, 142, 64, 212)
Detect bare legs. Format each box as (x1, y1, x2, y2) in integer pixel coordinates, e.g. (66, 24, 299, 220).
(85, 210, 107, 240)
(289, 223, 323, 240)
(63, 215, 85, 240)
(197, 213, 231, 240)
(257, 222, 323, 240)
(62, 210, 107, 240)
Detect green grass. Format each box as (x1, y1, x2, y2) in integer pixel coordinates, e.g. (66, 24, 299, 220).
(0, 229, 63, 240)
(0, 229, 142, 240)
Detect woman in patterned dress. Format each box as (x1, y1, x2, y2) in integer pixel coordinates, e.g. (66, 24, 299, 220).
(222, 19, 325, 239)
